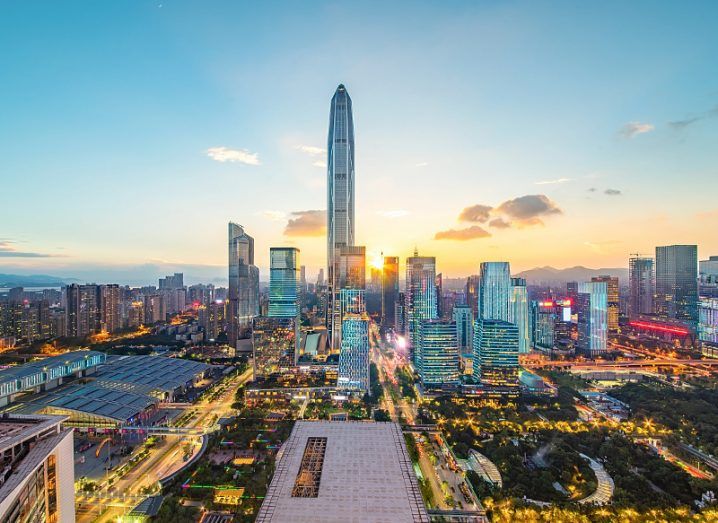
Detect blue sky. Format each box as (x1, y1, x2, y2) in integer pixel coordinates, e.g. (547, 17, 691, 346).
(1, 1, 717, 284)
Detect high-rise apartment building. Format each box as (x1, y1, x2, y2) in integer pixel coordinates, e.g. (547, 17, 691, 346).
(591, 275, 619, 332)
(418, 319, 460, 387)
(655, 245, 699, 331)
(473, 319, 519, 387)
(405, 251, 438, 367)
(576, 281, 608, 356)
(159, 272, 183, 290)
(65, 284, 99, 338)
(478, 262, 511, 322)
(381, 256, 399, 331)
(228, 223, 260, 346)
(337, 289, 370, 392)
(98, 284, 121, 333)
(327, 84, 356, 353)
(0, 415, 75, 522)
(509, 277, 530, 354)
(629, 256, 654, 318)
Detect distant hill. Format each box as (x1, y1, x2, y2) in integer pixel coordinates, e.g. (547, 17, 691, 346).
(515, 266, 628, 285)
(0, 273, 77, 288)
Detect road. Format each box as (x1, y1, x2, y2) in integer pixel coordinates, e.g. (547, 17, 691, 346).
(76, 367, 253, 522)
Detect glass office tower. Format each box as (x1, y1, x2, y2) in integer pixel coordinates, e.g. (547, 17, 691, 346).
(228, 222, 259, 346)
(478, 262, 512, 322)
(252, 316, 298, 379)
(452, 304, 473, 355)
(406, 251, 438, 368)
(577, 281, 608, 356)
(381, 256, 400, 331)
(327, 84, 356, 349)
(268, 247, 300, 318)
(473, 319, 519, 387)
(592, 275, 619, 332)
(509, 277, 530, 354)
(655, 245, 699, 331)
(629, 256, 654, 318)
(337, 289, 370, 392)
(418, 319, 460, 387)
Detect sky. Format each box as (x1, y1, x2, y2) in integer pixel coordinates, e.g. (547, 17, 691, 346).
(1, 1, 717, 285)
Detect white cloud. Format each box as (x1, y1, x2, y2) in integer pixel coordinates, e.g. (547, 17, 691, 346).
(260, 210, 287, 222)
(377, 210, 410, 218)
(295, 145, 326, 156)
(312, 160, 327, 168)
(619, 121, 655, 139)
(415, 162, 429, 167)
(535, 177, 572, 185)
(206, 146, 260, 165)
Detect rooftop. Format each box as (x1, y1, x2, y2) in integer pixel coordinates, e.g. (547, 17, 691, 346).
(97, 355, 212, 393)
(256, 421, 429, 523)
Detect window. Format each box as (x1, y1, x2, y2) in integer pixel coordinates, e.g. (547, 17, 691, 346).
(291, 437, 327, 498)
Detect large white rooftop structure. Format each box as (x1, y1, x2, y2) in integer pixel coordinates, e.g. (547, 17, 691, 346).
(256, 421, 429, 523)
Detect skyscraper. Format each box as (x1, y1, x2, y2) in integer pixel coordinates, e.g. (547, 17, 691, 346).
(381, 256, 399, 331)
(466, 275, 480, 317)
(228, 223, 259, 346)
(509, 277, 530, 354)
(478, 262, 511, 322)
(337, 289, 370, 392)
(592, 275, 619, 332)
(629, 256, 655, 318)
(473, 319, 519, 387)
(329, 245, 366, 350)
(576, 281, 608, 356)
(252, 316, 298, 379)
(655, 245, 699, 331)
(327, 84, 356, 351)
(268, 247, 301, 319)
(418, 319, 460, 387)
(405, 251, 438, 367)
(65, 284, 98, 338)
(452, 304, 473, 354)
(97, 284, 121, 334)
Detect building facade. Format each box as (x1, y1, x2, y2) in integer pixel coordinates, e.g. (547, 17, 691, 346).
(337, 289, 370, 392)
(381, 256, 399, 331)
(592, 275, 619, 332)
(478, 262, 511, 322)
(629, 256, 654, 318)
(405, 252, 438, 367)
(327, 84, 356, 354)
(509, 277, 530, 354)
(252, 316, 298, 379)
(473, 319, 519, 387)
(452, 304, 473, 355)
(655, 245, 699, 331)
(577, 281, 608, 356)
(268, 247, 301, 319)
(418, 319, 459, 387)
(228, 223, 259, 346)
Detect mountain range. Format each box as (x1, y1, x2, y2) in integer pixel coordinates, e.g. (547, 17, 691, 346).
(515, 266, 628, 285)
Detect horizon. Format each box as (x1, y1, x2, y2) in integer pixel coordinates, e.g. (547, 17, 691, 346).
(2, 2, 717, 281)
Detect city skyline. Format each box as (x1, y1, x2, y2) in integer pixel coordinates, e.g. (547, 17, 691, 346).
(2, 2, 718, 282)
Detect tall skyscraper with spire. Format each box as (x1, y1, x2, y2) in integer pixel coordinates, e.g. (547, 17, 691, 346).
(327, 84, 357, 350)
(228, 222, 259, 347)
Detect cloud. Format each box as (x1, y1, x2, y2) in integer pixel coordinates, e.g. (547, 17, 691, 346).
(312, 160, 327, 168)
(587, 187, 597, 192)
(261, 210, 287, 222)
(434, 226, 491, 241)
(295, 145, 326, 156)
(377, 210, 410, 218)
(415, 162, 429, 167)
(0, 240, 58, 258)
(459, 204, 493, 223)
(495, 194, 562, 223)
(535, 177, 572, 185)
(669, 106, 718, 130)
(284, 210, 326, 237)
(584, 240, 622, 254)
(206, 146, 260, 165)
(619, 121, 655, 138)
(604, 188, 622, 196)
(488, 218, 511, 229)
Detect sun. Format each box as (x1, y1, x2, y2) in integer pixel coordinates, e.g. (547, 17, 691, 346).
(370, 253, 384, 270)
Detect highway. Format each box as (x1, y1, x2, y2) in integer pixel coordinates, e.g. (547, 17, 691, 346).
(76, 367, 252, 522)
